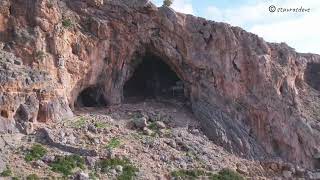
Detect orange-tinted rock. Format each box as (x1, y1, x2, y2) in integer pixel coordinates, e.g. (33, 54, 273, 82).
(0, 0, 320, 169)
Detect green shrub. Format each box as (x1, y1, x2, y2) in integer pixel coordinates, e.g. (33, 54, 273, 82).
(97, 158, 138, 180)
(35, 51, 47, 61)
(25, 144, 47, 162)
(98, 158, 127, 173)
(72, 117, 87, 128)
(185, 151, 200, 161)
(147, 122, 157, 131)
(0, 165, 12, 177)
(49, 155, 85, 176)
(210, 169, 244, 180)
(171, 169, 210, 179)
(46, 1, 54, 9)
(147, 122, 160, 136)
(89, 172, 98, 180)
(163, 0, 173, 7)
(26, 174, 40, 180)
(106, 138, 121, 149)
(95, 122, 109, 129)
(171, 168, 244, 180)
(62, 19, 72, 28)
(118, 165, 138, 180)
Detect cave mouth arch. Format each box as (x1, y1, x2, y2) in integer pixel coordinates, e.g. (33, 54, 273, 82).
(305, 62, 320, 91)
(75, 86, 108, 108)
(123, 53, 185, 103)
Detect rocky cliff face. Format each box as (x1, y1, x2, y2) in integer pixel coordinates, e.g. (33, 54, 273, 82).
(1, 0, 320, 169)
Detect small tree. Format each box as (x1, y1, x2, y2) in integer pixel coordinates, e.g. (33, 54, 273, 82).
(163, 0, 173, 7)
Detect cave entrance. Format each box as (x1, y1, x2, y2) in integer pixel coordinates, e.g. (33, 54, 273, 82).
(124, 54, 185, 102)
(305, 62, 320, 91)
(75, 86, 108, 108)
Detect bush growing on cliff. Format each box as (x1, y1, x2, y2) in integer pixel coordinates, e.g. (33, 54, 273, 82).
(163, 0, 173, 7)
(171, 169, 210, 179)
(97, 157, 138, 180)
(0, 165, 12, 177)
(49, 155, 85, 176)
(211, 169, 244, 180)
(171, 168, 244, 180)
(46, 0, 54, 9)
(106, 137, 121, 149)
(71, 116, 87, 128)
(35, 51, 47, 61)
(95, 121, 109, 129)
(26, 174, 40, 180)
(62, 18, 72, 28)
(25, 144, 47, 162)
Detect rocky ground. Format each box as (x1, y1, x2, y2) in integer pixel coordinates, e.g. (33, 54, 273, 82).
(0, 98, 316, 179)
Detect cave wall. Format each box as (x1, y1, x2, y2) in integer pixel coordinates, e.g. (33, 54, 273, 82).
(0, 0, 320, 169)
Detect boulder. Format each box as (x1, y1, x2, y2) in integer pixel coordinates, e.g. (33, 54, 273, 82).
(307, 171, 320, 180)
(155, 121, 166, 129)
(74, 171, 89, 180)
(282, 170, 292, 179)
(133, 117, 147, 129)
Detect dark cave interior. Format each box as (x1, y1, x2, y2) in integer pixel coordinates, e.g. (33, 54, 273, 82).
(75, 86, 108, 108)
(305, 62, 320, 91)
(123, 54, 185, 102)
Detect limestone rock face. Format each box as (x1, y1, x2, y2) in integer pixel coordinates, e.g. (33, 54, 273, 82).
(0, 50, 73, 133)
(1, 0, 320, 169)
